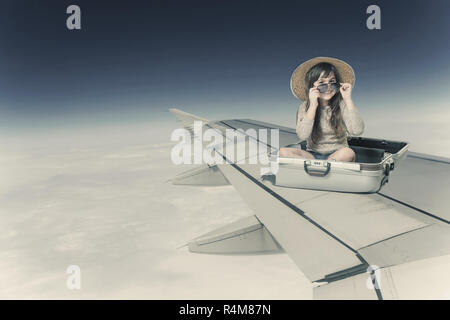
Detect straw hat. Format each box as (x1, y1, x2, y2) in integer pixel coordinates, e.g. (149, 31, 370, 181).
(290, 56, 355, 100)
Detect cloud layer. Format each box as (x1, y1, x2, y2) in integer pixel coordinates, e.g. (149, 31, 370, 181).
(0, 135, 311, 299)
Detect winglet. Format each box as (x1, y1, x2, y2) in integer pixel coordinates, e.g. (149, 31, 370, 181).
(169, 108, 209, 125)
(169, 108, 210, 136)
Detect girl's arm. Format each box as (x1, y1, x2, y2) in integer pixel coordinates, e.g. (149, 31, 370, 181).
(296, 102, 317, 141)
(341, 99, 365, 136)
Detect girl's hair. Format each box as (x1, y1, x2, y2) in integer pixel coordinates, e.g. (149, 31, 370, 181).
(303, 62, 344, 144)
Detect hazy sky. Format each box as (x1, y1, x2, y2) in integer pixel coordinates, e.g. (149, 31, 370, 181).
(1, 0, 449, 135)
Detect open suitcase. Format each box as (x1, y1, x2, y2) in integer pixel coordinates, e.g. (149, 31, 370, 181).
(266, 137, 409, 193)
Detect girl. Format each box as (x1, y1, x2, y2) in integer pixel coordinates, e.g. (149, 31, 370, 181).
(279, 57, 364, 162)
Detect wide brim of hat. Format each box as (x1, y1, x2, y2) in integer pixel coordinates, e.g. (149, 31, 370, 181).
(290, 57, 355, 100)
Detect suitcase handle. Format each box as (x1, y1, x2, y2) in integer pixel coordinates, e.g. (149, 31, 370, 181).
(304, 161, 331, 177)
(384, 163, 390, 176)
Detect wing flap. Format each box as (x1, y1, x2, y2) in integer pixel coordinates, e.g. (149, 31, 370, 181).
(297, 192, 429, 249)
(314, 272, 379, 300)
(188, 215, 283, 254)
(358, 224, 450, 267)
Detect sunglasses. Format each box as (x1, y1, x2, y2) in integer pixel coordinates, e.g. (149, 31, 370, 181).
(316, 82, 341, 93)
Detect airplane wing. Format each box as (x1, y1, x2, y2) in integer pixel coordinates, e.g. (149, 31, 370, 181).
(170, 109, 450, 299)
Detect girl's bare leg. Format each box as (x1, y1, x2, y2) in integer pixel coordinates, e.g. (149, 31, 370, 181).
(279, 148, 315, 159)
(327, 147, 355, 162)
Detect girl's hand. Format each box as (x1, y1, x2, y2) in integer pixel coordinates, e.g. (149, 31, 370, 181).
(308, 87, 320, 107)
(339, 82, 352, 102)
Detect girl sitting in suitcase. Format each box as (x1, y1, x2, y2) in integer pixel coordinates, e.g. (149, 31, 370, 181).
(279, 57, 364, 162)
